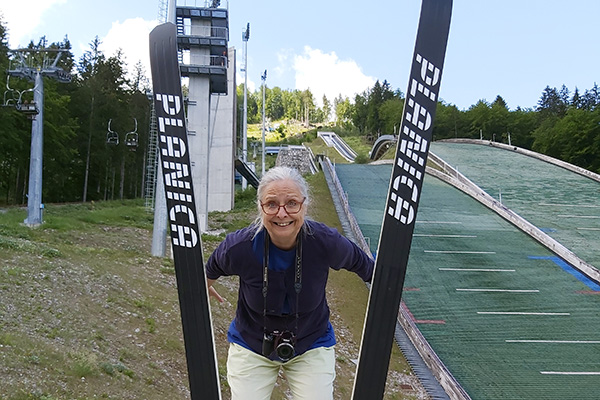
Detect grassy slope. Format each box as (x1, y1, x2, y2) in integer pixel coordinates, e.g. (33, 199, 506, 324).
(0, 201, 191, 400)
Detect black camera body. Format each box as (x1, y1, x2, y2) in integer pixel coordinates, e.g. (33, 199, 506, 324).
(262, 330, 296, 361)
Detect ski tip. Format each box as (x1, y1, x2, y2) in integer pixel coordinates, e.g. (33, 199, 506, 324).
(150, 22, 177, 37)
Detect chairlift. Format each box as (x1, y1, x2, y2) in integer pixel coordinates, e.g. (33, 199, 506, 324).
(16, 100, 39, 120)
(3, 89, 15, 108)
(3, 77, 15, 107)
(125, 118, 138, 151)
(3, 76, 39, 119)
(107, 119, 119, 145)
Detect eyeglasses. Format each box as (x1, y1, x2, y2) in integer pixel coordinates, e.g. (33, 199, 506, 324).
(260, 198, 305, 215)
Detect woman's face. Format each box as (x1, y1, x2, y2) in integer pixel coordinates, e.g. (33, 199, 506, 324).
(260, 178, 306, 250)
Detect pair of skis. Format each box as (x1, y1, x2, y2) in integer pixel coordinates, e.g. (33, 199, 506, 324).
(148, 0, 452, 398)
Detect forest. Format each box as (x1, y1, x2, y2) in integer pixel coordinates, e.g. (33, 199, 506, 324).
(1, 17, 599, 206)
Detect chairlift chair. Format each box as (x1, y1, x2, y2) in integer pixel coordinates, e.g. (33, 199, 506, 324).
(106, 119, 119, 145)
(3, 77, 15, 107)
(3, 88, 15, 108)
(4, 76, 39, 119)
(125, 118, 138, 151)
(16, 100, 39, 120)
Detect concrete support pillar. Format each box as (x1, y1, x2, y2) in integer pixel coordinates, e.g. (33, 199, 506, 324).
(187, 18, 212, 232)
(207, 47, 236, 212)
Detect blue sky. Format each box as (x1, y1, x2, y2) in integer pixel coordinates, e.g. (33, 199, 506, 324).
(2, 0, 600, 111)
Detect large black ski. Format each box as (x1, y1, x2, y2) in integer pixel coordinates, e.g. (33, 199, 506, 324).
(149, 23, 221, 400)
(352, 1, 452, 399)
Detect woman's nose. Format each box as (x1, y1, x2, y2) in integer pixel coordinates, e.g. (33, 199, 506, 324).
(276, 206, 289, 217)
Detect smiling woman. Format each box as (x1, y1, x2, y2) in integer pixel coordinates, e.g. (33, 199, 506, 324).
(256, 168, 309, 250)
(204, 166, 374, 400)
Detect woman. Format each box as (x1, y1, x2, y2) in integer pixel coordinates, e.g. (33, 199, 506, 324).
(206, 166, 374, 400)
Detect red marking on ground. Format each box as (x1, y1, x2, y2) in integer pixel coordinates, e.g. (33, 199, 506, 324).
(403, 305, 445, 324)
(415, 319, 446, 324)
(576, 290, 600, 295)
(405, 307, 417, 322)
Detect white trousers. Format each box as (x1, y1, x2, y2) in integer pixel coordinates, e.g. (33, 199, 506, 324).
(227, 343, 336, 400)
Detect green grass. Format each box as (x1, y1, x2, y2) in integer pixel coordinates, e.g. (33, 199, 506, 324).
(340, 135, 373, 159)
(247, 120, 307, 142)
(0, 331, 15, 346)
(0, 200, 184, 399)
(307, 137, 351, 164)
(42, 199, 154, 230)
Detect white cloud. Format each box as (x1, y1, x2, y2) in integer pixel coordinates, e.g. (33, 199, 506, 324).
(235, 46, 374, 107)
(293, 46, 375, 106)
(1, 0, 67, 48)
(99, 17, 158, 81)
(273, 49, 293, 83)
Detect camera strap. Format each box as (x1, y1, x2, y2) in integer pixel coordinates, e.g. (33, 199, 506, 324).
(262, 231, 302, 335)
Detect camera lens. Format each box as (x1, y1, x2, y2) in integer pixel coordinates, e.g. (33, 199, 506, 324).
(276, 342, 294, 361)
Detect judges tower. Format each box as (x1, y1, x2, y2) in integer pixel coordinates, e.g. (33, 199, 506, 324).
(175, 0, 236, 231)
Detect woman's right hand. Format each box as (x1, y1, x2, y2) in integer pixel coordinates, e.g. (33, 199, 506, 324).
(207, 279, 225, 303)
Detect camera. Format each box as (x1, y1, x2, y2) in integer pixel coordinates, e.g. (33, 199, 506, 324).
(262, 330, 296, 361)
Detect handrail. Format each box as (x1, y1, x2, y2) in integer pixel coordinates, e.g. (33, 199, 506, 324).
(180, 25, 229, 40)
(177, 0, 229, 9)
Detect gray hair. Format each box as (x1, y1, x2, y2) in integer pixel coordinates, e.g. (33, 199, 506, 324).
(251, 166, 311, 235)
